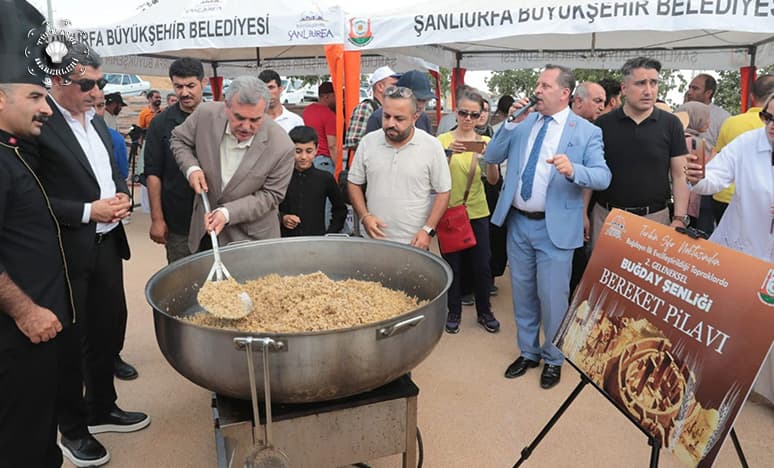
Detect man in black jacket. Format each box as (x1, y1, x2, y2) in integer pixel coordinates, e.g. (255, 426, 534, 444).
(0, 4, 72, 463)
(145, 57, 207, 263)
(26, 42, 149, 467)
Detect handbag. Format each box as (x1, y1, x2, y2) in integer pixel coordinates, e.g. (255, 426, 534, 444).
(437, 153, 479, 254)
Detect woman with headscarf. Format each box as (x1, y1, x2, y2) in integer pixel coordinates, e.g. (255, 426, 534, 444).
(675, 101, 712, 231)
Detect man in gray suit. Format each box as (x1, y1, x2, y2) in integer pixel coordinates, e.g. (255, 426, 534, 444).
(485, 65, 611, 389)
(171, 76, 295, 252)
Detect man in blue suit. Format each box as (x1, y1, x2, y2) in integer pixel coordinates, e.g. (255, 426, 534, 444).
(484, 65, 611, 389)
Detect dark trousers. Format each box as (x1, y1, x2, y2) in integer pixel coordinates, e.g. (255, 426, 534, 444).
(442, 217, 492, 316)
(59, 232, 123, 436)
(0, 323, 62, 468)
(484, 177, 508, 278)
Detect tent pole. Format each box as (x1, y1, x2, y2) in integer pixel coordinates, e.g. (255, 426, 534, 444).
(256, 48, 261, 67)
(742, 46, 757, 112)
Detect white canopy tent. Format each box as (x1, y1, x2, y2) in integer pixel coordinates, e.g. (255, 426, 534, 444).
(343, 0, 774, 70)
(79, 0, 346, 75)
(79, 0, 439, 77)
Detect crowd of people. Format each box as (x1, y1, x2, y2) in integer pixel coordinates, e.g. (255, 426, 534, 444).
(2, 0, 773, 464)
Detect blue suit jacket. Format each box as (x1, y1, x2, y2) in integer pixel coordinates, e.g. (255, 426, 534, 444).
(484, 110, 611, 250)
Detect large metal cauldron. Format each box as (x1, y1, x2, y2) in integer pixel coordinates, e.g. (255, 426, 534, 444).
(146, 237, 452, 403)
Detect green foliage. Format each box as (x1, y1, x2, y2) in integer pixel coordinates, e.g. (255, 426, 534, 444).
(486, 67, 687, 106)
(714, 65, 774, 115)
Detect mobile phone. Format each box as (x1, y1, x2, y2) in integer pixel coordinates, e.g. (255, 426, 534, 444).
(459, 140, 486, 153)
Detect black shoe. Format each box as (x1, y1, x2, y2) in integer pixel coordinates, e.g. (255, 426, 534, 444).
(58, 435, 110, 467)
(445, 312, 461, 334)
(88, 406, 151, 434)
(114, 355, 138, 380)
(540, 364, 562, 389)
(461, 294, 474, 306)
(504, 356, 540, 378)
(477, 312, 500, 333)
(489, 284, 499, 296)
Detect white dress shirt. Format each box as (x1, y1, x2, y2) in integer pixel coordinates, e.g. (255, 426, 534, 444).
(274, 106, 304, 133)
(691, 127, 774, 261)
(513, 106, 571, 212)
(51, 97, 118, 234)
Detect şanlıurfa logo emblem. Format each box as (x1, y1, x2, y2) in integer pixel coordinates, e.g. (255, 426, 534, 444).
(348, 18, 373, 47)
(758, 269, 774, 305)
(25, 19, 82, 81)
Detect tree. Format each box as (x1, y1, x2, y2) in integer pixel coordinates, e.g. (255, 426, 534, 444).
(714, 65, 774, 115)
(487, 68, 687, 106)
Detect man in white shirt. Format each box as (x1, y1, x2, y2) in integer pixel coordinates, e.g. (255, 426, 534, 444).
(258, 69, 304, 133)
(348, 86, 451, 248)
(171, 76, 295, 253)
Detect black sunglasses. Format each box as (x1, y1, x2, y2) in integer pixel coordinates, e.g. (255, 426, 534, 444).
(760, 110, 774, 125)
(384, 86, 414, 98)
(457, 109, 481, 120)
(71, 77, 108, 92)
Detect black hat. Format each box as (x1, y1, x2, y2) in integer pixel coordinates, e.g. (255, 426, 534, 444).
(105, 92, 127, 107)
(0, 0, 48, 86)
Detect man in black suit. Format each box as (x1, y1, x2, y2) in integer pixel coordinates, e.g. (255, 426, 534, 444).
(27, 42, 150, 467)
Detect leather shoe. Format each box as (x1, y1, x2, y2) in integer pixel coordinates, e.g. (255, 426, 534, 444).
(540, 364, 562, 389)
(88, 405, 151, 434)
(504, 356, 540, 379)
(114, 355, 138, 380)
(59, 435, 110, 467)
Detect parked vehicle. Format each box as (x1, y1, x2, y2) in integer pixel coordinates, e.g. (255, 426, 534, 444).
(202, 79, 232, 101)
(103, 73, 151, 96)
(281, 78, 305, 105)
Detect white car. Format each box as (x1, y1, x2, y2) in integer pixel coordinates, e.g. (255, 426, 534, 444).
(281, 78, 305, 105)
(103, 73, 151, 97)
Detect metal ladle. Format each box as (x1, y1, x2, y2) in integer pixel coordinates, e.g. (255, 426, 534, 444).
(199, 192, 253, 319)
(238, 337, 289, 468)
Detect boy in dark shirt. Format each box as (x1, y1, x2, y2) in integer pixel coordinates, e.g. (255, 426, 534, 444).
(280, 126, 347, 236)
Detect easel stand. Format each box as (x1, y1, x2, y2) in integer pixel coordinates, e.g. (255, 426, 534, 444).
(512, 359, 749, 468)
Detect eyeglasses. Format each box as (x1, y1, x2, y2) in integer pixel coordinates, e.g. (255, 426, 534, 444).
(94, 103, 105, 109)
(760, 110, 774, 125)
(457, 109, 481, 120)
(71, 77, 108, 92)
(384, 86, 414, 98)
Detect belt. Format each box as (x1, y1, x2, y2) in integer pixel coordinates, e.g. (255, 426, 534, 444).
(600, 201, 667, 216)
(512, 207, 546, 220)
(95, 229, 115, 245)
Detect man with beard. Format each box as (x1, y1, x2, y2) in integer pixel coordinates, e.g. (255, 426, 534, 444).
(258, 69, 303, 133)
(138, 89, 162, 129)
(348, 86, 451, 248)
(103, 92, 126, 131)
(145, 58, 207, 264)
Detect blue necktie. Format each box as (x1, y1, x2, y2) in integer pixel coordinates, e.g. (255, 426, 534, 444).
(520, 116, 552, 202)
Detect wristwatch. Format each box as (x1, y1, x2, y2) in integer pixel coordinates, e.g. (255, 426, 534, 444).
(675, 215, 690, 227)
(422, 225, 437, 237)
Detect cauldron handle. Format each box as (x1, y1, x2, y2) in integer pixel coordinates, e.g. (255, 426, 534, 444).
(377, 315, 425, 339)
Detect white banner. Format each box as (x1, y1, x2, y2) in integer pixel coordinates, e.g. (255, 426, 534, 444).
(461, 48, 757, 71)
(77, 1, 345, 58)
(345, 0, 773, 52)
